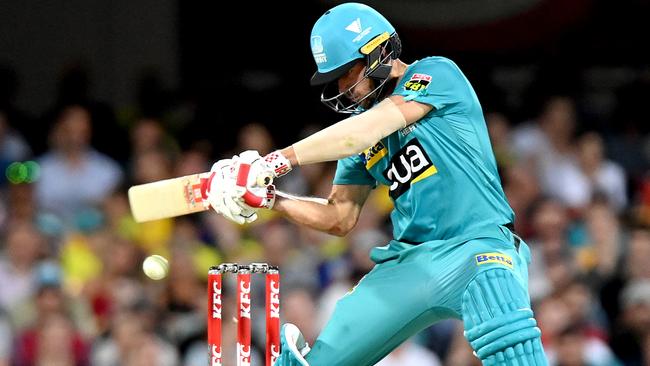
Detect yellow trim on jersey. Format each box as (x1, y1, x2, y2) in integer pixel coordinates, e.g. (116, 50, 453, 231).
(411, 165, 438, 184)
(364, 142, 387, 169)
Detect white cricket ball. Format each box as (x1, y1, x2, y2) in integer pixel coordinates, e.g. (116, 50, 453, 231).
(142, 255, 169, 280)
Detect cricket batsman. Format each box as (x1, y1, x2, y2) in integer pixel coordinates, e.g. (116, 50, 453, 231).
(206, 3, 548, 365)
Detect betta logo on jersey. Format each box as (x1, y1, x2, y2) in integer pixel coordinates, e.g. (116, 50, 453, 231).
(383, 138, 437, 199)
(404, 73, 432, 92)
(475, 253, 514, 268)
(360, 141, 387, 169)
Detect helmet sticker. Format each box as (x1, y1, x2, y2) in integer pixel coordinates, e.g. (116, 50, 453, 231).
(311, 36, 327, 64)
(345, 18, 363, 33)
(360, 32, 390, 54)
(345, 17, 373, 42)
(311, 36, 324, 54)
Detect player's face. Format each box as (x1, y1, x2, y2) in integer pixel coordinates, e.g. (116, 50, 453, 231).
(337, 61, 375, 108)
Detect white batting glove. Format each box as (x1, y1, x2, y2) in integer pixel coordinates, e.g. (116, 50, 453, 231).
(205, 159, 258, 224)
(232, 150, 277, 209)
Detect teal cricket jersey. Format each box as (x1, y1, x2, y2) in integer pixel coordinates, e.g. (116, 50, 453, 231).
(333, 56, 514, 245)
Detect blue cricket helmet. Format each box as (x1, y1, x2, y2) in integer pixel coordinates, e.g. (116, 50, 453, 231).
(310, 3, 400, 86)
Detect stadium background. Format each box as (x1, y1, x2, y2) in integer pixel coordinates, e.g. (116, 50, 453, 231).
(1, 0, 649, 365)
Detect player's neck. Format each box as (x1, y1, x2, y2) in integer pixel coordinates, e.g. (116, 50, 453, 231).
(391, 59, 409, 85)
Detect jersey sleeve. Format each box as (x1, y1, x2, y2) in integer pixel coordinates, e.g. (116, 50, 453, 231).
(392, 57, 469, 111)
(333, 154, 376, 186)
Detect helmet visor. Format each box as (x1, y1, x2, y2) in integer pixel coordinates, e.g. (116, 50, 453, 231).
(310, 58, 360, 86)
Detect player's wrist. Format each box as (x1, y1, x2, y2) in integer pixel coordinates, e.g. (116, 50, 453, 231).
(262, 150, 293, 178)
(241, 184, 276, 210)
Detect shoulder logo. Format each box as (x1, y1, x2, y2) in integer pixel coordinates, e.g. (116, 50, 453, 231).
(383, 138, 437, 199)
(404, 73, 432, 92)
(345, 18, 362, 34)
(475, 253, 514, 268)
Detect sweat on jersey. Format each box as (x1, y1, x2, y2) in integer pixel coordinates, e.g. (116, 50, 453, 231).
(333, 56, 514, 245)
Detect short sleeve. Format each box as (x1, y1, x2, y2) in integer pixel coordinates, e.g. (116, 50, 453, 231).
(392, 57, 468, 112)
(333, 155, 376, 186)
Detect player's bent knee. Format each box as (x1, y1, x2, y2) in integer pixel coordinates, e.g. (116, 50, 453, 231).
(465, 308, 539, 358)
(462, 268, 547, 365)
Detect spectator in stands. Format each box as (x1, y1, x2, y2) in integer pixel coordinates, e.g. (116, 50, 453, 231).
(13, 261, 90, 366)
(574, 202, 624, 285)
(526, 198, 572, 301)
(91, 309, 179, 366)
(611, 279, 650, 365)
(35, 105, 122, 223)
(548, 132, 627, 212)
(549, 322, 621, 366)
(0, 222, 44, 314)
(512, 96, 578, 206)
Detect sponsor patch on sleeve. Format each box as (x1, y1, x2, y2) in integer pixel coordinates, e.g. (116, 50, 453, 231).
(360, 141, 387, 169)
(475, 252, 513, 268)
(404, 73, 432, 92)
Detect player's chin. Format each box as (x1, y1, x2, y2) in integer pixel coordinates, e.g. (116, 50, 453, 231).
(358, 98, 374, 110)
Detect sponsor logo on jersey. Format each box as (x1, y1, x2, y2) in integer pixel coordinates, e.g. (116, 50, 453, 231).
(400, 124, 417, 137)
(404, 73, 432, 92)
(360, 141, 387, 169)
(383, 138, 437, 199)
(475, 252, 514, 268)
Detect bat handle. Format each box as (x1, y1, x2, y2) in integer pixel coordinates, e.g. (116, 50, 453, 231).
(256, 173, 273, 187)
(236, 164, 274, 188)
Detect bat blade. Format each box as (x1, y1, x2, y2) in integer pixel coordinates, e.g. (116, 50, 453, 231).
(128, 172, 210, 222)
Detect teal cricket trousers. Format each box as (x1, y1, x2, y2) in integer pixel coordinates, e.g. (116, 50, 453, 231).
(305, 225, 546, 365)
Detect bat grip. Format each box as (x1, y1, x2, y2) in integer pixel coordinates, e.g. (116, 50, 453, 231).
(237, 163, 273, 188)
(256, 173, 273, 187)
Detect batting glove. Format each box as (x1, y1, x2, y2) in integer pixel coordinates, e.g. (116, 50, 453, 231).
(205, 158, 258, 224)
(230, 150, 278, 209)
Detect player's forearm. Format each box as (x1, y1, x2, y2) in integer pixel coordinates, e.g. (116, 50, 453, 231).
(286, 98, 407, 166)
(272, 192, 357, 236)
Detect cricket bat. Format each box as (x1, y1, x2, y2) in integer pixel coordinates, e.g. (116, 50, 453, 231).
(128, 165, 274, 223)
(128, 173, 210, 222)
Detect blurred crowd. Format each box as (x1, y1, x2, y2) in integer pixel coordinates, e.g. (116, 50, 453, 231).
(1, 63, 650, 366)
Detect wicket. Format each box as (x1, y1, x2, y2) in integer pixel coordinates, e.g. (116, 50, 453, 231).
(208, 263, 281, 366)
